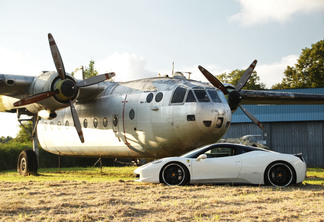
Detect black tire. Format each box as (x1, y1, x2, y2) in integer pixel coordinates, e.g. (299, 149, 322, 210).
(160, 162, 189, 186)
(265, 161, 295, 187)
(17, 149, 38, 176)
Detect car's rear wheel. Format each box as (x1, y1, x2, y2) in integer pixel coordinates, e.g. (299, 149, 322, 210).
(265, 161, 295, 187)
(161, 162, 189, 186)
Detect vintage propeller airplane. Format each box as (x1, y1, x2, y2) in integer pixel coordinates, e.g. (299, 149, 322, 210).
(1, 33, 324, 175)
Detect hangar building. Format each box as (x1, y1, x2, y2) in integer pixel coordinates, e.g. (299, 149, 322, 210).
(222, 88, 324, 168)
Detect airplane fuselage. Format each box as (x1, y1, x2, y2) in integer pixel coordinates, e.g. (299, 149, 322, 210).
(37, 76, 232, 158)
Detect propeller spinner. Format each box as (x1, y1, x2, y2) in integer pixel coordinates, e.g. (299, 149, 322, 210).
(14, 33, 115, 143)
(198, 60, 264, 130)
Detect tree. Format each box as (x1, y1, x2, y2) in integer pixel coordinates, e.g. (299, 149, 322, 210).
(272, 40, 324, 89)
(216, 70, 266, 90)
(83, 60, 99, 79)
(71, 60, 98, 79)
(0, 136, 13, 143)
(14, 122, 33, 143)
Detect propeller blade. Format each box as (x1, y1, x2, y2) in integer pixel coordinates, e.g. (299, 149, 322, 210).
(69, 100, 85, 143)
(198, 65, 229, 94)
(75, 72, 115, 88)
(239, 105, 264, 130)
(13, 90, 58, 107)
(235, 60, 257, 92)
(48, 33, 66, 80)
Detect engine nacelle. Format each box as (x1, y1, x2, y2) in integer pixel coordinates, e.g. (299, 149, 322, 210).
(26, 71, 79, 113)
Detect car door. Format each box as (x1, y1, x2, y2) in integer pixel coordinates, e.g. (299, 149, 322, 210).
(191, 147, 242, 182)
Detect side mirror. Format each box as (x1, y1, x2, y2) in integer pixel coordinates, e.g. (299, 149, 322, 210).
(196, 154, 207, 161)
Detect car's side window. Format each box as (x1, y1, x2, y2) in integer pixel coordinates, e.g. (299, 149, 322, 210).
(204, 147, 233, 158)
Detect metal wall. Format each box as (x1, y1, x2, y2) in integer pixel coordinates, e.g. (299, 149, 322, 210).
(223, 121, 324, 167)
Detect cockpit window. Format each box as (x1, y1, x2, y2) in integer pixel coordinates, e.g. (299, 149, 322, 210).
(186, 90, 196, 102)
(207, 89, 222, 103)
(194, 90, 210, 102)
(171, 87, 187, 103)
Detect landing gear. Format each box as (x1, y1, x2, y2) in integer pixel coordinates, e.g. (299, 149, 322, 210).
(17, 149, 38, 175)
(17, 111, 40, 176)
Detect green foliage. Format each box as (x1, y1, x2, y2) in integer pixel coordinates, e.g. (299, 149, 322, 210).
(14, 122, 33, 143)
(217, 70, 266, 90)
(272, 39, 324, 89)
(83, 60, 99, 79)
(0, 142, 32, 171)
(71, 60, 98, 79)
(0, 136, 13, 143)
(0, 141, 117, 171)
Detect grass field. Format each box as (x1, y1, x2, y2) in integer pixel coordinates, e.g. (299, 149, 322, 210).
(0, 167, 323, 221)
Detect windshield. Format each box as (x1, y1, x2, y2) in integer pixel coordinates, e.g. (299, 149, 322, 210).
(180, 145, 211, 158)
(194, 90, 210, 102)
(207, 89, 222, 103)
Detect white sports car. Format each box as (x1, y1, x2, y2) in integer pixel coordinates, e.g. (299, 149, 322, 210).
(134, 143, 307, 187)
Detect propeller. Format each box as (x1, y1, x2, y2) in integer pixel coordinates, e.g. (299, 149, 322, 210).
(14, 33, 115, 143)
(198, 60, 264, 130)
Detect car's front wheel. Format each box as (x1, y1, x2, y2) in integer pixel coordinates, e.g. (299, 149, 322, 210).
(161, 162, 189, 186)
(265, 161, 295, 187)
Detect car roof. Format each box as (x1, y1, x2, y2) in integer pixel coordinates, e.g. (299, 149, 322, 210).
(181, 142, 269, 158)
(215, 143, 269, 152)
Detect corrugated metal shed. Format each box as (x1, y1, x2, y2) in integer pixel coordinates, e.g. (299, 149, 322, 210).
(223, 88, 324, 167)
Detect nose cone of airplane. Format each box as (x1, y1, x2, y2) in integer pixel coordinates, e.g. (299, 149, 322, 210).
(195, 103, 231, 134)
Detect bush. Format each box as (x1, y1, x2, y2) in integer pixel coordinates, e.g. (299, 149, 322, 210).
(0, 142, 32, 171)
(0, 142, 122, 171)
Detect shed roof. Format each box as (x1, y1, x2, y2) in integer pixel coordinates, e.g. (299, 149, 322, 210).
(232, 88, 324, 123)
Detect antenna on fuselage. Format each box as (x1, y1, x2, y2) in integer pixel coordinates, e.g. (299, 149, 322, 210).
(172, 61, 174, 76)
(184, 72, 192, 79)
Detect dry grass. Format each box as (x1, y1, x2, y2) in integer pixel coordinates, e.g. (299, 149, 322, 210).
(0, 168, 323, 221)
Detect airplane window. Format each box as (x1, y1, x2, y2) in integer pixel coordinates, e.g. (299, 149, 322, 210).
(65, 120, 69, 128)
(103, 117, 108, 127)
(171, 87, 186, 103)
(146, 93, 153, 103)
(194, 90, 210, 102)
(155, 92, 163, 102)
(129, 109, 135, 120)
(93, 118, 98, 128)
(186, 90, 196, 102)
(83, 119, 88, 128)
(50, 122, 54, 130)
(57, 121, 61, 130)
(113, 115, 118, 127)
(207, 90, 222, 103)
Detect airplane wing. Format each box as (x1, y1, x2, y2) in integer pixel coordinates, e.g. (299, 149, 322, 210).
(0, 73, 111, 112)
(0, 74, 34, 98)
(240, 90, 324, 105)
(76, 81, 108, 102)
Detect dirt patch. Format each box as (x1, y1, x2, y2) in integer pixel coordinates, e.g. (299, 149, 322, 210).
(0, 180, 323, 221)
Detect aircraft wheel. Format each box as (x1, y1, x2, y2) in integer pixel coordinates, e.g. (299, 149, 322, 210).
(161, 162, 189, 186)
(265, 161, 295, 187)
(17, 149, 38, 176)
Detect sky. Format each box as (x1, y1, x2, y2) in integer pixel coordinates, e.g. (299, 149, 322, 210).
(0, 0, 323, 137)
